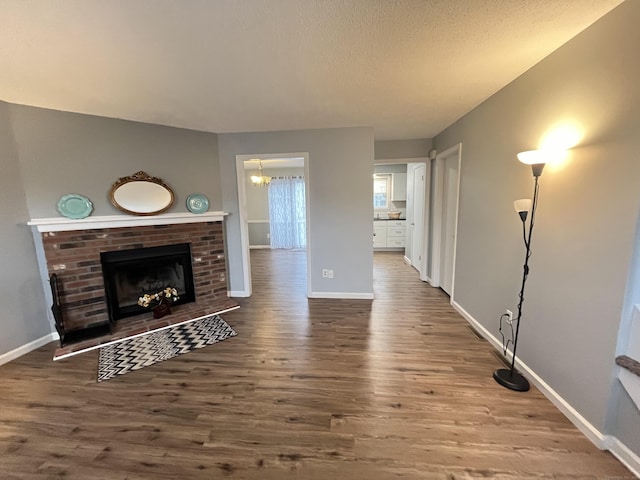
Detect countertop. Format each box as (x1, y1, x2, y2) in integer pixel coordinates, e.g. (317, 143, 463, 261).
(374, 218, 406, 221)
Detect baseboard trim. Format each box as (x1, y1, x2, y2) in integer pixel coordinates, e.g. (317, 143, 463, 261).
(308, 292, 374, 300)
(451, 299, 608, 448)
(0, 332, 58, 366)
(603, 435, 640, 478)
(229, 290, 250, 298)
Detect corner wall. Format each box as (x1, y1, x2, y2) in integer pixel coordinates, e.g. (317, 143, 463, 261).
(0, 102, 51, 357)
(433, 0, 640, 458)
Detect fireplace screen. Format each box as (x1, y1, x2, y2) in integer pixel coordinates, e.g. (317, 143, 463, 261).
(101, 243, 195, 321)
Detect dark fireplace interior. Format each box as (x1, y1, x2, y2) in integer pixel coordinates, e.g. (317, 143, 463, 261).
(101, 243, 196, 321)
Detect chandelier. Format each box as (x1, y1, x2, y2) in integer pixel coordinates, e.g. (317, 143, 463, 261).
(250, 160, 271, 186)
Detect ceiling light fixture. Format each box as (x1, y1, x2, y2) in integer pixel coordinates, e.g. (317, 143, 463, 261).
(250, 160, 271, 186)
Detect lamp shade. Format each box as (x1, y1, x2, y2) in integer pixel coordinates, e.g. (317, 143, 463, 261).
(517, 150, 546, 165)
(513, 198, 532, 214)
(517, 150, 548, 177)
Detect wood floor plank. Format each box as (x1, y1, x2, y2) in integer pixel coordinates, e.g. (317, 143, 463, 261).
(0, 250, 634, 479)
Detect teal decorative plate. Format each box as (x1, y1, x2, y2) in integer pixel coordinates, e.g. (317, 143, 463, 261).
(186, 193, 209, 214)
(57, 193, 93, 219)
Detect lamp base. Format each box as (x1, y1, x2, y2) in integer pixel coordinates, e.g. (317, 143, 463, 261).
(493, 368, 530, 392)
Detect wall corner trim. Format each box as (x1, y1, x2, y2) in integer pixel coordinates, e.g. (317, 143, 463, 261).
(0, 332, 58, 366)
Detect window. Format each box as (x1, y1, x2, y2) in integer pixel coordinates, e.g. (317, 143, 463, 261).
(373, 174, 391, 210)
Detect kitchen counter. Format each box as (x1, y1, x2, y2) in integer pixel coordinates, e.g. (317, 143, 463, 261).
(374, 218, 405, 221)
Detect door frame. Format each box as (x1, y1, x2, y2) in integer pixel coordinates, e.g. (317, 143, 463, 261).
(235, 152, 311, 297)
(429, 143, 462, 300)
(405, 161, 431, 281)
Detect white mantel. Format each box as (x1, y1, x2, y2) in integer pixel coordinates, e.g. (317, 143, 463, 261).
(28, 211, 228, 233)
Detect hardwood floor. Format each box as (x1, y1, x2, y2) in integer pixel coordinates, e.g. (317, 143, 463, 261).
(0, 249, 634, 479)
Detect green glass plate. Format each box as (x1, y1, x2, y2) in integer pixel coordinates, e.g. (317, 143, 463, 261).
(186, 193, 209, 214)
(57, 193, 93, 219)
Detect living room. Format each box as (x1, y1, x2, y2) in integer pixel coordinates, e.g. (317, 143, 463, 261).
(1, 1, 639, 477)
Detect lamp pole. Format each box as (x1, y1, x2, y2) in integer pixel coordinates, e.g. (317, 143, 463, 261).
(493, 160, 544, 392)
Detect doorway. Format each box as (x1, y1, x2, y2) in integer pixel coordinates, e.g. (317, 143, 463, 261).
(235, 153, 311, 297)
(429, 144, 462, 299)
(373, 158, 429, 281)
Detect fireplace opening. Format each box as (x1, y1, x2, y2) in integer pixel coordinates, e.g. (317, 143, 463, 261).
(101, 243, 196, 321)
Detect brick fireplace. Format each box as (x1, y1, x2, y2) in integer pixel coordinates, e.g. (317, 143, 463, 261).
(29, 212, 239, 358)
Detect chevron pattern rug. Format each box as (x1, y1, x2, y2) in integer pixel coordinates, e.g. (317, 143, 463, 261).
(97, 314, 237, 382)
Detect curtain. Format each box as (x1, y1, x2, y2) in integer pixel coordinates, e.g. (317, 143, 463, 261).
(268, 176, 306, 249)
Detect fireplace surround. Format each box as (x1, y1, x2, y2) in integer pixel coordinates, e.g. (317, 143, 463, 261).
(29, 212, 237, 355)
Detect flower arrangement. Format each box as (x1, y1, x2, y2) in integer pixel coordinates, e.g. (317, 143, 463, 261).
(137, 287, 179, 309)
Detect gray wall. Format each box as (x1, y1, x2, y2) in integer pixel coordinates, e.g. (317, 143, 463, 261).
(219, 127, 374, 296)
(433, 0, 640, 452)
(375, 138, 432, 160)
(9, 105, 222, 218)
(0, 102, 50, 354)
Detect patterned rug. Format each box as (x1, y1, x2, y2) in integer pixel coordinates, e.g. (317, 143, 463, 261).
(97, 314, 237, 382)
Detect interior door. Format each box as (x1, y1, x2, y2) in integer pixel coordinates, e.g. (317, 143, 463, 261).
(440, 156, 459, 295)
(411, 164, 426, 272)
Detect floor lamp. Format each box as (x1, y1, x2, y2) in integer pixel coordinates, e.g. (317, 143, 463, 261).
(493, 150, 547, 392)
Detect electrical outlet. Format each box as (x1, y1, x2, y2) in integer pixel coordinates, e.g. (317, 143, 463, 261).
(327, 269, 334, 279)
(505, 309, 513, 324)
(322, 269, 334, 278)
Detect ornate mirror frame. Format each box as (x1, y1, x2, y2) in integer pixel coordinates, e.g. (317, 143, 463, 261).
(110, 171, 175, 216)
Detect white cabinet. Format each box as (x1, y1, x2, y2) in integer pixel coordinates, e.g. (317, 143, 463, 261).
(373, 220, 406, 249)
(373, 224, 387, 248)
(386, 221, 406, 247)
(391, 173, 407, 201)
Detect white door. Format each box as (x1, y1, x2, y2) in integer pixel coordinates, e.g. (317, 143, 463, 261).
(411, 164, 426, 273)
(440, 156, 458, 295)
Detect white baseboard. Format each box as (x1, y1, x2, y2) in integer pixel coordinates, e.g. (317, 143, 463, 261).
(308, 291, 374, 300)
(0, 332, 58, 366)
(228, 290, 250, 297)
(451, 299, 607, 447)
(603, 435, 640, 478)
(452, 298, 640, 476)
(452, 300, 640, 476)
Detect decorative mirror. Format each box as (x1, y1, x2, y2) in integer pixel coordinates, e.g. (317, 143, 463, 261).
(110, 171, 174, 216)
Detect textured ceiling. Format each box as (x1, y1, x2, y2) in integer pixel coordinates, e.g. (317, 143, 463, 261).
(0, 0, 624, 140)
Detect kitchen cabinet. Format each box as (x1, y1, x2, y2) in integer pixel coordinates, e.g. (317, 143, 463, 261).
(373, 223, 387, 248)
(373, 220, 406, 249)
(391, 173, 407, 201)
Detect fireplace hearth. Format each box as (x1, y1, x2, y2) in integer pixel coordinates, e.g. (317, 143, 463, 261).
(101, 243, 196, 322)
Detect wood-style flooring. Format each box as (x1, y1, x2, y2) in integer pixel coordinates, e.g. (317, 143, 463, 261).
(0, 250, 634, 479)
